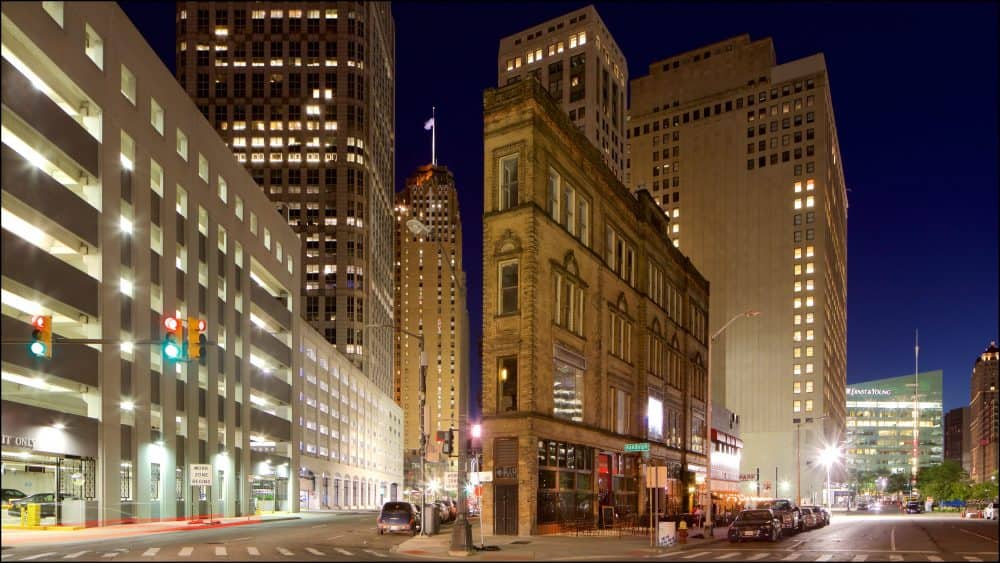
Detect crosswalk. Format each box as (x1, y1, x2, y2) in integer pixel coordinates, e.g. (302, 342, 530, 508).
(0, 545, 393, 560)
(650, 551, 994, 562)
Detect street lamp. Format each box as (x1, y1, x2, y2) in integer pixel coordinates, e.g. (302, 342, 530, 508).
(706, 310, 760, 533)
(796, 414, 828, 506)
(818, 445, 841, 511)
(405, 217, 473, 553)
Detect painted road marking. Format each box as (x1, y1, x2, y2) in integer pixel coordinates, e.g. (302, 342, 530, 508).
(178, 547, 194, 557)
(926, 557, 943, 562)
(957, 528, 999, 543)
(851, 556, 867, 562)
(890, 556, 903, 562)
(277, 547, 293, 556)
(214, 546, 227, 556)
(363, 550, 387, 558)
(334, 548, 353, 556)
(747, 554, 770, 561)
(963, 557, 983, 562)
(815, 556, 833, 562)
(305, 548, 325, 556)
(247, 547, 260, 556)
(141, 548, 160, 557)
(21, 554, 57, 561)
(681, 552, 710, 560)
(781, 554, 801, 561)
(100, 553, 118, 559)
(891, 527, 896, 552)
(715, 554, 740, 560)
(63, 552, 88, 559)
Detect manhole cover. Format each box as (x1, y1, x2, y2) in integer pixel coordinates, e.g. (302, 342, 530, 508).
(510, 540, 531, 545)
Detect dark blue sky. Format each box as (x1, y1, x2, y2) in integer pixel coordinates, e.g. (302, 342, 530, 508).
(120, 2, 998, 416)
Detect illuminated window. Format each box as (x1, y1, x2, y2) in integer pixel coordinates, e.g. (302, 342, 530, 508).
(793, 330, 802, 342)
(805, 399, 814, 412)
(794, 198, 803, 210)
(794, 247, 802, 259)
(805, 381, 814, 393)
(233, 137, 246, 147)
(805, 363, 814, 374)
(806, 279, 815, 291)
(806, 196, 815, 208)
(673, 208, 680, 218)
(84, 24, 103, 69)
(806, 245, 815, 258)
(120, 64, 136, 104)
(806, 262, 815, 274)
(218, 176, 227, 204)
(806, 179, 815, 191)
(806, 329, 814, 341)
(793, 314, 802, 326)
(805, 346, 814, 357)
(793, 298, 802, 309)
(806, 313, 814, 324)
(793, 382, 801, 394)
(176, 129, 188, 161)
(270, 137, 284, 147)
(150, 98, 164, 135)
(805, 296, 814, 307)
(672, 223, 680, 233)
(793, 364, 802, 375)
(794, 281, 802, 293)
(198, 153, 208, 182)
(794, 264, 802, 276)
(793, 400, 802, 413)
(251, 137, 265, 147)
(793, 347, 802, 358)
(794, 181, 802, 193)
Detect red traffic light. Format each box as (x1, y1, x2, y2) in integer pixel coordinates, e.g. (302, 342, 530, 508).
(163, 317, 180, 331)
(196, 319, 207, 332)
(31, 315, 48, 330)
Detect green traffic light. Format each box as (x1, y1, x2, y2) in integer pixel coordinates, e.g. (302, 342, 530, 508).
(164, 341, 181, 359)
(29, 341, 47, 357)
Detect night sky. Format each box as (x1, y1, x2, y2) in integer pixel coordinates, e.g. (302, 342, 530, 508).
(119, 2, 998, 418)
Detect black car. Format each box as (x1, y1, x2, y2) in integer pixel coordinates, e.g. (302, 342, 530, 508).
(1, 488, 27, 505)
(377, 501, 421, 536)
(7, 493, 78, 518)
(802, 505, 829, 526)
(729, 509, 782, 543)
(756, 499, 802, 533)
(904, 501, 923, 514)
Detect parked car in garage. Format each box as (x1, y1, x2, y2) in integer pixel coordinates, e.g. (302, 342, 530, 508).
(6, 493, 79, 518)
(376, 501, 421, 536)
(728, 509, 783, 542)
(1, 488, 27, 507)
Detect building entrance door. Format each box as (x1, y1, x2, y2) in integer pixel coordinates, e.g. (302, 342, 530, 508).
(494, 484, 518, 535)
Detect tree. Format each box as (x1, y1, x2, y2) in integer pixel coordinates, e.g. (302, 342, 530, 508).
(885, 472, 909, 495)
(916, 460, 969, 501)
(968, 471, 999, 502)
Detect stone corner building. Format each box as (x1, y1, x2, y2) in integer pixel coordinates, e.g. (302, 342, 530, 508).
(969, 341, 999, 483)
(480, 79, 711, 536)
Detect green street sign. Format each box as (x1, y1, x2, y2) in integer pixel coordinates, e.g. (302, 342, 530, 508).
(624, 442, 650, 452)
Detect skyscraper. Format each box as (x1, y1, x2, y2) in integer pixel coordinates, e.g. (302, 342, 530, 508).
(969, 341, 999, 483)
(628, 35, 848, 503)
(393, 164, 468, 493)
(176, 2, 396, 396)
(944, 406, 971, 474)
(497, 5, 627, 181)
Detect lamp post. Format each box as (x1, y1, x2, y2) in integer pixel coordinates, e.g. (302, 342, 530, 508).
(406, 217, 473, 553)
(706, 309, 760, 533)
(818, 445, 841, 511)
(796, 414, 828, 506)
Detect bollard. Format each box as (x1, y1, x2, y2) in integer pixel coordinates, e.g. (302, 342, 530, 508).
(678, 520, 688, 544)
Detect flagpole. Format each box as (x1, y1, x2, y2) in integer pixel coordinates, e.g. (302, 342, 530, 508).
(432, 106, 437, 166)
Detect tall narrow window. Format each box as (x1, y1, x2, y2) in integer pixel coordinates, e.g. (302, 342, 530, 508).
(553, 344, 585, 422)
(150, 98, 164, 135)
(121, 64, 136, 104)
(499, 154, 518, 210)
(498, 356, 518, 413)
(499, 260, 518, 315)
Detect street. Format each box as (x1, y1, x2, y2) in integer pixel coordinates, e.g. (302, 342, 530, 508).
(0, 512, 425, 562)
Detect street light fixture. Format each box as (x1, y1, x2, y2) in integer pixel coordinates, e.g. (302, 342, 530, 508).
(705, 309, 760, 533)
(818, 445, 841, 511)
(796, 414, 828, 506)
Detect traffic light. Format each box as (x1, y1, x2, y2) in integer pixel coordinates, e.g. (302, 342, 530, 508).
(162, 316, 183, 360)
(188, 317, 206, 361)
(29, 315, 52, 358)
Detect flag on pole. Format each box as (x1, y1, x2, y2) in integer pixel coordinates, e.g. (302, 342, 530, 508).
(424, 117, 435, 130)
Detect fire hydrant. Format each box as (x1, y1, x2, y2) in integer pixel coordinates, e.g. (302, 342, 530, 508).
(678, 520, 688, 544)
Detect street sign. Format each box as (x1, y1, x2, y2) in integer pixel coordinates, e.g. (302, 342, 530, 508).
(624, 442, 650, 452)
(189, 464, 212, 486)
(445, 471, 458, 490)
(477, 471, 493, 483)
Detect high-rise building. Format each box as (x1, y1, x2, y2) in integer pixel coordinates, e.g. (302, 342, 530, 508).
(845, 372, 943, 480)
(627, 35, 848, 504)
(944, 406, 971, 474)
(175, 2, 396, 397)
(969, 341, 999, 483)
(497, 5, 627, 181)
(480, 79, 710, 536)
(393, 164, 469, 494)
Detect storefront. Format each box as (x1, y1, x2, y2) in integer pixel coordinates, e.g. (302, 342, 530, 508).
(1, 401, 99, 527)
(536, 440, 595, 531)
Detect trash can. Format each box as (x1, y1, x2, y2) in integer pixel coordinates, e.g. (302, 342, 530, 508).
(422, 504, 439, 535)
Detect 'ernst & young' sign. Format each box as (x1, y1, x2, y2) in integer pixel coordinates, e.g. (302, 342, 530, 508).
(846, 388, 892, 397)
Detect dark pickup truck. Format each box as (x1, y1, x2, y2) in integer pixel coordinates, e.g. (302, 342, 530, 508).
(755, 498, 803, 533)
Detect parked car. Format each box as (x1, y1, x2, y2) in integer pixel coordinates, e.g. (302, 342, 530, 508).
(377, 501, 421, 536)
(728, 509, 782, 543)
(442, 499, 458, 521)
(433, 501, 452, 523)
(800, 507, 819, 530)
(755, 499, 802, 533)
(984, 503, 996, 520)
(904, 501, 923, 514)
(802, 505, 829, 526)
(856, 501, 869, 511)
(6, 493, 79, 518)
(1, 488, 27, 506)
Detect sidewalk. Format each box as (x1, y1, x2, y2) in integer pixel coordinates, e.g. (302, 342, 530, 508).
(393, 518, 728, 560)
(0, 512, 301, 547)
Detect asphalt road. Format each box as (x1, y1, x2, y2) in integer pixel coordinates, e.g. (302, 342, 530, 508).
(649, 510, 999, 562)
(0, 512, 431, 561)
